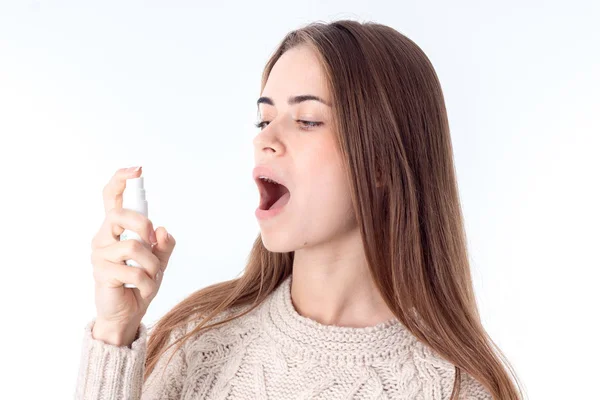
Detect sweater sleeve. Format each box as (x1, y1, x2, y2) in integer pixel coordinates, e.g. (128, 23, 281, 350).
(74, 318, 189, 400)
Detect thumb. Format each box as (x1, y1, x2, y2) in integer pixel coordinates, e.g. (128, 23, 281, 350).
(152, 226, 176, 273)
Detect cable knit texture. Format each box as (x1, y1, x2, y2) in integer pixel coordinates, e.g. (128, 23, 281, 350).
(75, 276, 493, 399)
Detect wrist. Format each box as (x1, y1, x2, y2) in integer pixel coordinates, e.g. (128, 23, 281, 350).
(92, 318, 140, 347)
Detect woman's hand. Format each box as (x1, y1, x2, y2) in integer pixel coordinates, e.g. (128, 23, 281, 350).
(90, 166, 176, 346)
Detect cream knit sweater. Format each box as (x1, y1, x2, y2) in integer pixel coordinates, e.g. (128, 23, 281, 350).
(75, 276, 492, 399)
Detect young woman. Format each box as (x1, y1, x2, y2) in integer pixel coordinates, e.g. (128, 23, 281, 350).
(76, 20, 524, 399)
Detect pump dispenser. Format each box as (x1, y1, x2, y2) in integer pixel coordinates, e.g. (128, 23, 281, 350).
(120, 176, 149, 289)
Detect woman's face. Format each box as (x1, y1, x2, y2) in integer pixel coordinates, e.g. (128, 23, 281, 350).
(253, 45, 357, 252)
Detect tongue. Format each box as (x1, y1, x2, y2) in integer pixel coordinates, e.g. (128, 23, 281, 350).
(269, 191, 291, 210)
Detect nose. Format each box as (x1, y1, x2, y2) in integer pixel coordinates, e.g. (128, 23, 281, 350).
(253, 119, 284, 157)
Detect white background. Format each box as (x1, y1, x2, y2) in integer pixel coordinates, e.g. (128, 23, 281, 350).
(1, 1, 598, 399)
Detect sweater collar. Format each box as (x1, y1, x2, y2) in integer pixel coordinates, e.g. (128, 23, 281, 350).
(260, 275, 417, 364)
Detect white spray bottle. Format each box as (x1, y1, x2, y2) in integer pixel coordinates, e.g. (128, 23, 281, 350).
(120, 176, 149, 289)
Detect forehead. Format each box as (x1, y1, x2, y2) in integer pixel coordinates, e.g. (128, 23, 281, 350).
(262, 46, 329, 100)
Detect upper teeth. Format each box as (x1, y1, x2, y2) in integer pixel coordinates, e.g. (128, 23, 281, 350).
(259, 176, 279, 184)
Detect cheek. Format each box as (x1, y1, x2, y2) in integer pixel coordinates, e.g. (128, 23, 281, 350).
(300, 160, 352, 214)
(295, 135, 352, 212)
(296, 173, 355, 241)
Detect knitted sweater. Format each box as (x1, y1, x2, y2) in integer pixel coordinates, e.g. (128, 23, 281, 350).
(75, 276, 492, 399)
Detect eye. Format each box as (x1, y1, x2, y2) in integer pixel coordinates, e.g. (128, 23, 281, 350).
(297, 120, 323, 130)
(254, 120, 269, 130)
(254, 120, 323, 131)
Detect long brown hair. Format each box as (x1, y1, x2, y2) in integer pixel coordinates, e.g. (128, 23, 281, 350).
(145, 20, 524, 399)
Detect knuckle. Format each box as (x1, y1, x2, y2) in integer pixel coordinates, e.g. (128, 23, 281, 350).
(90, 251, 97, 265)
(106, 207, 120, 221)
(125, 239, 142, 253)
(92, 267, 101, 282)
(92, 260, 108, 282)
(149, 259, 161, 276)
(153, 256, 162, 271)
(132, 267, 147, 283)
(90, 249, 106, 267)
(91, 231, 106, 249)
(134, 215, 151, 233)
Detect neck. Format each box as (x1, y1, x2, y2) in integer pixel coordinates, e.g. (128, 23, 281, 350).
(290, 226, 396, 328)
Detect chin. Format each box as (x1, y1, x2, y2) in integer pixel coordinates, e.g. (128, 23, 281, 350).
(259, 230, 299, 253)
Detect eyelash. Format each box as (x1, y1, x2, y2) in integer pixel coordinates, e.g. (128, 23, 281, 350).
(254, 120, 323, 130)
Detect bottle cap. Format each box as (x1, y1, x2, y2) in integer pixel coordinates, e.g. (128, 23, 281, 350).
(122, 177, 148, 216)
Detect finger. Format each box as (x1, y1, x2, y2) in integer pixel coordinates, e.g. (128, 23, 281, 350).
(92, 208, 155, 249)
(92, 239, 162, 280)
(93, 259, 157, 300)
(91, 214, 119, 250)
(152, 227, 176, 273)
(102, 166, 143, 214)
(103, 208, 157, 248)
(108, 208, 156, 246)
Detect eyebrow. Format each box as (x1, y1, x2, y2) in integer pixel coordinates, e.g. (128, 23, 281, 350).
(257, 94, 332, 108)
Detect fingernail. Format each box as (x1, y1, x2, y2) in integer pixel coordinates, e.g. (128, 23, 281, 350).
(165, 231, 170, 242)
(149, 229, 158, 245)
(126, 166, 141, 172)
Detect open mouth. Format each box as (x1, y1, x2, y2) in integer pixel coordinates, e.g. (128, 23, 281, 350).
(257, 178, 291, 210)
